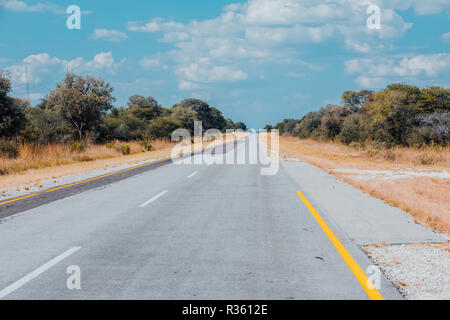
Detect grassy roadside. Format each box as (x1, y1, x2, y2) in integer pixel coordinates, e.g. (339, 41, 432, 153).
(0, 132, 246, 197)
(277, 136, 450, 236)
(0, 140, 175, 194)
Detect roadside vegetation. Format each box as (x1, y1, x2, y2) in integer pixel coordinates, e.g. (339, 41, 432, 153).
(266, 84, 449, 235)
(0, 70, 246, 175)
(268, 84, 448, 148)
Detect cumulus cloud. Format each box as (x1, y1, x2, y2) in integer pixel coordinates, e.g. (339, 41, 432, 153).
(177, 59, 248, 83)
(441, 32, 450, 42)
(91, 29, 128, 42)
(178, 80, 200, 91)
(0, 0, 60, 13)
(6, 52, 123, 86)
(139, 58, 160, 70)
(345, 53, 450, 87)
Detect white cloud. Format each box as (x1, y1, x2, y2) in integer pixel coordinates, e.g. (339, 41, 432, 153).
(345, 53, 450, 87)
(139, 58, 160, 70)
(125, 0, 449, 91)
(441, 32, 450, 42)
(0, 0, 60, 13)
(178, 80, 199, 91)
(6, 52, 123, 86)
(126, 18, 184, 33)
(91, 29, 127, 42)
(7, 53, 62, 84)
(177, 59, 248, 83)
(284, 71, 306, 78)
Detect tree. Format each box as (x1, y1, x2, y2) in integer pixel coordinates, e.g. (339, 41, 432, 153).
(0, 71, 27, 138)
(47, 73, 115, 140)
(210, 107, 226, 131)
(106, 107, 147, 141)
(127, 95, 162, 121)
(364, 89, 420, 145)
(173, 98, 214, 130)
(147, 117, 181, 139)
(341, 90, 373, 111)
(232, 121, 247, 131)
(320, 106, 351, 139)
(22, 105, 74, 143)
(170, 106, 196, 134)
(418, 86, 449, 113)
(295, 111, 322, 138)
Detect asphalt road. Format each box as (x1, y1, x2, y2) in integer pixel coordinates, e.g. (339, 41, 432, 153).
(0, 135, 441, 299)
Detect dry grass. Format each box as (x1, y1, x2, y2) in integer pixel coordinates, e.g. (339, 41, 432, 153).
(0, 140, 175, 192)
(0, 140, 175, 175)
(277, 136, 450, 235)
(0, 133, 247, 195)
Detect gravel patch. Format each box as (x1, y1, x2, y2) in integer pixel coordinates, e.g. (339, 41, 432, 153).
(333, 168, 450, 181)
(0, 156, 170, 201)
(364, 243, 450, 300)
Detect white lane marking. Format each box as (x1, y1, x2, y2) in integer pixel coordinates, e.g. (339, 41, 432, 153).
(139, 190, 168, 207)
(187, 171, 198, 179)
(0, 246, 81, 299)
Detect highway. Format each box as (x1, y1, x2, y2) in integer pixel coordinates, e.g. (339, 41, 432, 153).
(0, 135, 443, 299)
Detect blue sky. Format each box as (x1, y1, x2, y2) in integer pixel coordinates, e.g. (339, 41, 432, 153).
(1, 0, 449, 128)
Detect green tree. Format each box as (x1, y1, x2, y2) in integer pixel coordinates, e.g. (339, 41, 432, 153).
(170, 106, 196, 134)
(0, 71, 27, 138)
(173, 98, 214, 130)
(147, 117, 182, 139)
(22, 104, 74, 143)
(127, 95, 163, 121)
(106, 107, 148, 141)
(47, 73, 115, 140)
(320, 106, 351, 139)
(364, 88, 420, 145)
(341, 90, 373, 112)
(418, 86, 449, 113)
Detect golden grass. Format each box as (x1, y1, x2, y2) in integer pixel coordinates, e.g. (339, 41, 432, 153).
(277, 136, 450, 235)
(0, 140, 175, 192)
(0, 140, 176, 175)
(0, 133, 247, 195)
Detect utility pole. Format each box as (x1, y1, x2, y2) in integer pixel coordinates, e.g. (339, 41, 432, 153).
(25, 64, 30, 104)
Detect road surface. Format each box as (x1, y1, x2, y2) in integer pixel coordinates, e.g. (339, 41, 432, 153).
(0, 135, 443, 299)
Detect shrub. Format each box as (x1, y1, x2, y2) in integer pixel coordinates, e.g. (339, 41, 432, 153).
(147, 117, 181, 139)
(140, 140, 153, 151)
(415, 152, 440, 165)
(121, 144, 130, 155)
(0, 139, 19, 158)
(70, 141, 86, 153)
(338, 113, 366, 144)
(320, 106, 351, 140)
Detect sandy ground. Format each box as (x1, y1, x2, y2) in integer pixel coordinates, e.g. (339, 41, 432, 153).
(364, 243, 450, 300)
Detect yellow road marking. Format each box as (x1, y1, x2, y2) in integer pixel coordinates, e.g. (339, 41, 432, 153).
(296, 191, 384, 300)
(257, 136, 277, 162)
(0, 157, 171, 207)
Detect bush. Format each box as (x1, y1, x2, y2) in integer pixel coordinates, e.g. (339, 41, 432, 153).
(338, 114, 366, 144)
(147, 117, 181, 139)
(70, 141, 86, 153)
(0, 139, 19, 159)
(140, 140, 153, 151)
(121, 144, 130, 155)
(320, 106, 351, 139)
(415, 152, 440, 165)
